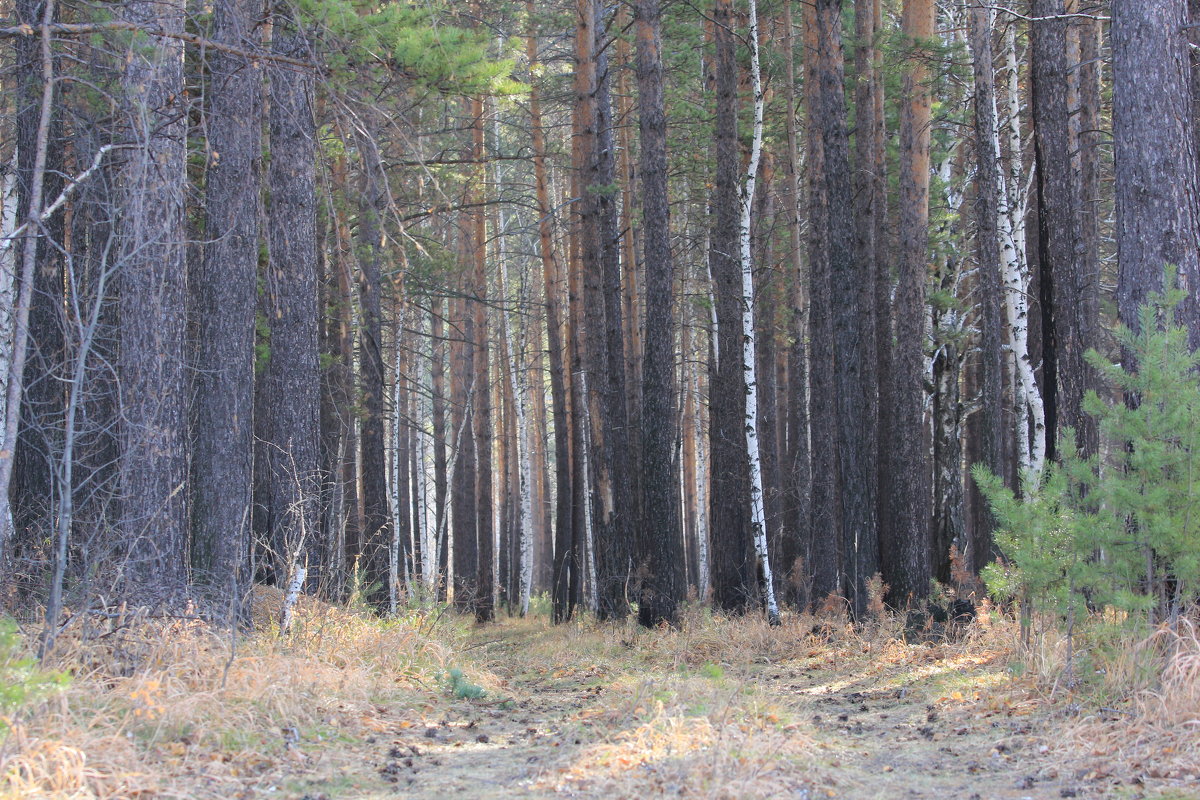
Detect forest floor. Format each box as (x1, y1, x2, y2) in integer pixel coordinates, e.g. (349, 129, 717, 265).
(1, 590, 1197, 800)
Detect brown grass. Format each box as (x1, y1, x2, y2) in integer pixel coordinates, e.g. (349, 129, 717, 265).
(1067, 617, 1200, 787)
(6, 589, 1193, 800)
(0, 588, 463, 799)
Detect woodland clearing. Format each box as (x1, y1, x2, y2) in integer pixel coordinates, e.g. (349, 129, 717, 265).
(1, 590, 1197, 800)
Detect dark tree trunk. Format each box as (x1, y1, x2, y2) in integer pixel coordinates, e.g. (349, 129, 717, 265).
(782, 0, 811, 611)
(708, 0, 754, 612)
(886, 0, 934, 607)
(847, 0, 881, 616)
(470, 94, 494, 623)
(355, 137, 393, 602)
(1031, 0, 1094, 458)
(1113, 0, 1200, 343)
(264, 19, 323, 587)
(69, 127, 119, 572)
(871, 0, 894, 596)
(318, 151, 359, 598)
(968, 2, 1007, 572)
(116, 0, 189, 597)
(806, 0, 841, 606)
(430, 299, 449, 600)
(593, 17, 633, 620)
(526, 3, 575, 621)
(191, 0, 262, 613)
(636, 0, 682, 627)
(817, 0, 878, 615)
(451, 289, 478, 610)
(1074, 6, 1102, 377)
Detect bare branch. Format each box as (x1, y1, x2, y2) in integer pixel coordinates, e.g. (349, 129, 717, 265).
(0, 21, 319, 70)
(980, 5, 1108, 23)
(0, 143, 126, 252)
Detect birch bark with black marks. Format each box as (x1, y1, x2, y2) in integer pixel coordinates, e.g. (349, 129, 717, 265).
(739, 0, 780, 625)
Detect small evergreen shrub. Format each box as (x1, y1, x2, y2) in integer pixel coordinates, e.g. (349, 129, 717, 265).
(976, 283, 1200, 629)
(442, 667, 486, 700)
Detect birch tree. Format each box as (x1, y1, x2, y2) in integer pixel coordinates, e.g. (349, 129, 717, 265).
(739, 0, 780, 625)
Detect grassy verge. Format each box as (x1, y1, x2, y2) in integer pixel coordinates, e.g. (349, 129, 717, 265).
(0, 594, 1196, 798)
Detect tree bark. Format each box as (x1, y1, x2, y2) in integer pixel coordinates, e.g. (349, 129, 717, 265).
(264, 17, 322, 591)
(887, 0, 934, 606)
(470, 93, 495, 623)
(1113, 0, 1200, 343)
(708, 0, 754, 612)
(805, 0, 841, 606)
(1031, 0, 1093, 458)
(967, 1, 1007, 571)
(8, 0, 65, 560)
(355, 135, 394, 604)
(635, 0, 682, 627)
(116, 0, 189, 596)
(191, 0, 261, 613)
(526, 2, 576, 622)
(782, 0, 811, 610)
(847, 0, 881, 616)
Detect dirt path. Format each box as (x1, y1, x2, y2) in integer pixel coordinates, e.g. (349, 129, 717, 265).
(287, 623, 1114, 800)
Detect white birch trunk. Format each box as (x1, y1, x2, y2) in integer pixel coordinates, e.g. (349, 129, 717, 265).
(490, 109, 535, 616)
(280, 565, 307, 634)
(576, 368, 599, 613)
(389, 345, 403, 614)
(739, 0, 779, 625)
(0, 151, 18, 431)
(999, 13, 1045, 483)
(692, 353, 710, 603)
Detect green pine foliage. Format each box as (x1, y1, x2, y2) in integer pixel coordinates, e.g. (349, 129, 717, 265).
(300, 0, 522, 96)
(442, 666, 486, 700)
(0, 620, 70, 727)
(975, 282, 1200, 628)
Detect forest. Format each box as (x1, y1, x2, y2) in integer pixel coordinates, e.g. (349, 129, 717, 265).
(0, 0, 1199, 797)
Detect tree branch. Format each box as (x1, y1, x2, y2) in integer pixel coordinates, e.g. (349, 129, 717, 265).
(0, 21, 319, 70)
(0, 143, 126, 252)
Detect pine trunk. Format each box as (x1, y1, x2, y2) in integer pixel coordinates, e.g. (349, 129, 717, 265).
(636, 0, 682, 627)
(708, 0, 754, 612)
(117, 0, 189, 596)
(264, 18, 322, 590)
(191, 0, 262, 612)
(1113, 0, 1200, 342)
(888, 0, 934, 606)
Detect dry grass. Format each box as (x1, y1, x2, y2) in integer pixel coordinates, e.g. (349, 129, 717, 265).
(0, 588, 464, 799)
(506, 612, 833, 799)
(1067, 617, 1200, 788)
(5, 590, 1194, 800)
(496, 606, 1020, 798)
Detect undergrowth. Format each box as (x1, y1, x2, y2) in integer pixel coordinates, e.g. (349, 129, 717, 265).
(0, 588, 1194, 799)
